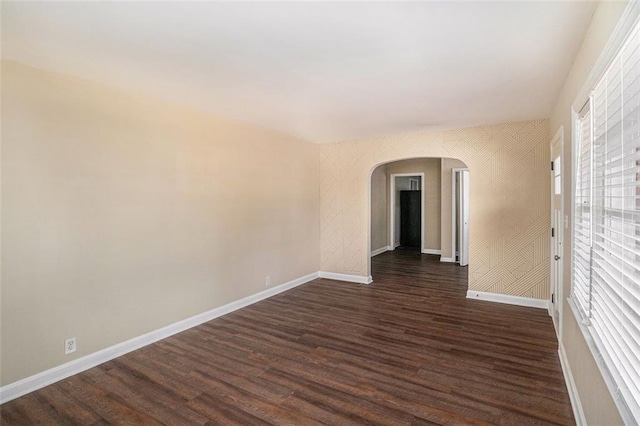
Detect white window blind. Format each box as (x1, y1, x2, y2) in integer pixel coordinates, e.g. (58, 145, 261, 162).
(574, 101, 593, 319)
(572, 20, 640, 422)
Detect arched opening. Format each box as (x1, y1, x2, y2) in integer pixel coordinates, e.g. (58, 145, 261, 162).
(367, 157, 469, 283)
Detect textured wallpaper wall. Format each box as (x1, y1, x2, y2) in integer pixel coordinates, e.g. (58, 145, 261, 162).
(321, 119, 550, 299)
(370, 165, 388, 251)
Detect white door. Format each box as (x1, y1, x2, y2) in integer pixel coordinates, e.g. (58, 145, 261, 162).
(550, 130, 563, 336)
(459, 170, 470, 267)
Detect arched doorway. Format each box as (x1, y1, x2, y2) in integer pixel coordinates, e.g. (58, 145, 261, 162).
(368, 157, 469, 282)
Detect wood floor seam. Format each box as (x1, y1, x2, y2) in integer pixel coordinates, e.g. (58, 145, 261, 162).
(0, 250, 575, 425)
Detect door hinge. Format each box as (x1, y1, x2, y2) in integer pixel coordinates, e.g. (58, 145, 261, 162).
(551, 161, 554, 171)
(552, 293, 555, 303)
(551, 227, 555, 237)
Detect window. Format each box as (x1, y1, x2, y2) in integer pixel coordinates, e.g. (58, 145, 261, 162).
(553, 155, 562, 195)
(572, 19, 640, 422)
(574, 102, 592, 318)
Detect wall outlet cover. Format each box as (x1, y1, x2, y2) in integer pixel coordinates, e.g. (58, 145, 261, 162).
(65, 337, 76, 355)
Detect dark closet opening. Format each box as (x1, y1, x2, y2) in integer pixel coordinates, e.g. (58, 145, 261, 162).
(400, 190, 421, 248)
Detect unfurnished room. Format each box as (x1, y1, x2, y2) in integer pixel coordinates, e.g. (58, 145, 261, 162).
(1, 1, 639, 425)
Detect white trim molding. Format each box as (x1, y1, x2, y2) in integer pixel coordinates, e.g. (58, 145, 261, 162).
(466, 290, 549, 309)
(440, 257, 455, 263)
(549, 125, 564, 341)
(0, 272, 319, 404)
(421, 249, 441, 255)
(558, 341, 587, 426)
(567, 297, 636, 424)
(318, 271, 373, 284)
(451, 167, 470, 267)
(371, 246, 391, 257)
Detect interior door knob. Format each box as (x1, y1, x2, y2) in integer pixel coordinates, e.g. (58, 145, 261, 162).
(554, 255, 561, 260)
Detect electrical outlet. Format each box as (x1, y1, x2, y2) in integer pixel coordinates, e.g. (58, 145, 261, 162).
(65, 337, 76, 355)
(265, 276, 271, 287)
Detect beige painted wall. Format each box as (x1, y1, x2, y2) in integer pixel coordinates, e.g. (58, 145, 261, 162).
(386, 158, 441, 252)
(1, 61, 320, 386)
(440, 158, 468, 260)
(370, 164, 388, 251)
(549, 2, 628, 424)
(321, 120, 550, 298)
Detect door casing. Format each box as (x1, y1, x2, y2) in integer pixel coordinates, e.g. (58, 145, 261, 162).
(390, 173, 425, 251)
(550, 126, 564, 338)
(451, 168, 469, 266)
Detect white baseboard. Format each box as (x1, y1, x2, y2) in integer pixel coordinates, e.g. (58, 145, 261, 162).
(370, 246, 391, 257)
(466, 290, 549, 309)
(421, 249, 442, 255)
(318, 271, 373, 284)
(394, 242, 400, 248)
(440, 257, 455, 263)
(558, 341, 587, 426)
(0, 272, 319, 405)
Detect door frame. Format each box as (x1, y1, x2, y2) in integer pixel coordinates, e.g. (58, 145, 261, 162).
(390, 173, 425, 251)
(451, 168, 469, 264)
(550, 126, 564, 338)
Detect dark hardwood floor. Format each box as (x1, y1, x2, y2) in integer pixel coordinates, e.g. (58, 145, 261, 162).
(1, 250, 574, 425)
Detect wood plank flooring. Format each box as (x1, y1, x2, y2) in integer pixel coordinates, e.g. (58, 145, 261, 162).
(1, 250, 574, 425)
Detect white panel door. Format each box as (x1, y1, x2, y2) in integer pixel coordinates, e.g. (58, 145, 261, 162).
(459, 170, 470, 267)
(550, 132, 563, 336)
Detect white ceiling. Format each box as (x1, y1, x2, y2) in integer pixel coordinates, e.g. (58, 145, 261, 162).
(2, 1, 596, 143)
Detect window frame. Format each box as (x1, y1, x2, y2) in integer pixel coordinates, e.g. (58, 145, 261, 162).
(569, 5, 640, 424)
